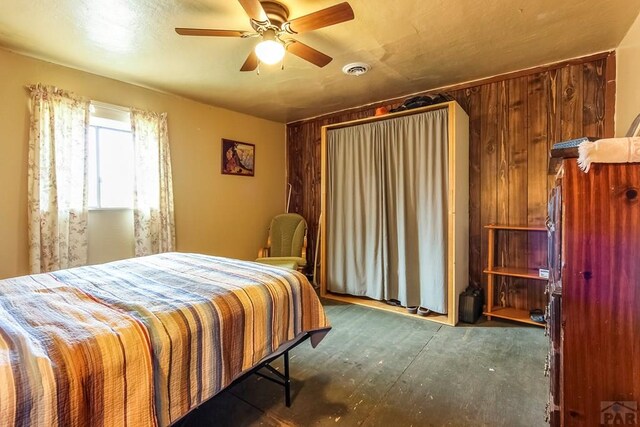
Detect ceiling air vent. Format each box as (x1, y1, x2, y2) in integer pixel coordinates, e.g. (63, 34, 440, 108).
(342, 62, 370, 76)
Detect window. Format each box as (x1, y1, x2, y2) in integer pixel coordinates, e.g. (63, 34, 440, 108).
(88, 104, 134, 209)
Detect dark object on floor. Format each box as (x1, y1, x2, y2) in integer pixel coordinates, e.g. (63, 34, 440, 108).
(406, 306, 418, 314)
(389, 93, 454, 113)
(529, 309, 545, 323)
(385, 299, 402, 307)
(459, 286, 483, 323)
(417, 307, 431, 316)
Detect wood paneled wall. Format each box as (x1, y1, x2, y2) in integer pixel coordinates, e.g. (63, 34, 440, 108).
(287, 52, 615, 310)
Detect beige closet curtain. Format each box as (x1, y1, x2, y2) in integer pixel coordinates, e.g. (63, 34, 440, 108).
(327, 109, 449, 313)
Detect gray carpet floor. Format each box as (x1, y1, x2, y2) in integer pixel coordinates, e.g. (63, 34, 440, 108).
(177, 299, 548, 427)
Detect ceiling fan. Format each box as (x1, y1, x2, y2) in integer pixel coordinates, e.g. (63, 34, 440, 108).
(175, 0, 354, 72)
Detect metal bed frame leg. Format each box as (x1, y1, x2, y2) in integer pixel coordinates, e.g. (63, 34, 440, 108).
(229, 334, 311, 408)
(284, 351, 291, 407)
(252, 350, 294, 407)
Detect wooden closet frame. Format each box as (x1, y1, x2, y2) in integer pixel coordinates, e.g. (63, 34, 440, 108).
(319, 101, 469, 326)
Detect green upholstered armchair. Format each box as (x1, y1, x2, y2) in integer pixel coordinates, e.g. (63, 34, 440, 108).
(256, 213, 307, 271)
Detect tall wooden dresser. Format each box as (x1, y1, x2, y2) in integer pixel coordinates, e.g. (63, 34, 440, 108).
(546, 159, 640, 426)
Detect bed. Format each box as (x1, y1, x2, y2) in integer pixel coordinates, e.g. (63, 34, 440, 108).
(0, 252, 330, 426)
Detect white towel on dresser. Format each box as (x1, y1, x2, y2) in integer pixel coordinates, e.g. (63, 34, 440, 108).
(577, 137, 640, 172)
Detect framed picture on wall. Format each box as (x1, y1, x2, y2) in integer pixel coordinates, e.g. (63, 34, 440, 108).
(221, 138, 255, 176)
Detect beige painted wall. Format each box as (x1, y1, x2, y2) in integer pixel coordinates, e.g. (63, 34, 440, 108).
(616, 11, 640, 136)
(0, 48, 286, 279)
(88, 210, 135, 265)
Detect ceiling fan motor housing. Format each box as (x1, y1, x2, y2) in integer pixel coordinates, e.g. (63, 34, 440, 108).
(251, 1, 290, 29)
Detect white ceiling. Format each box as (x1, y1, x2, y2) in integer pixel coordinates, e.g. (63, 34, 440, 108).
(1, 0, 638, 123)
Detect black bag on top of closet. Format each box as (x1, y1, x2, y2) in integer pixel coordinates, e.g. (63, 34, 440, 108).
(389, 93, 454, 113)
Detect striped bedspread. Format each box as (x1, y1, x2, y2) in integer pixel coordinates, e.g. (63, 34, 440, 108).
(0, 252, 330, 426)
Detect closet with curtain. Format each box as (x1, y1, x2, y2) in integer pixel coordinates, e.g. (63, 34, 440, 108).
(320, 101, 469, 326)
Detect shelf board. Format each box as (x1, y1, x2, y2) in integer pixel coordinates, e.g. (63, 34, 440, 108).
(483, 307, 545, 327)
(484, 224, 547, 231)
(484, 266, 548, 280)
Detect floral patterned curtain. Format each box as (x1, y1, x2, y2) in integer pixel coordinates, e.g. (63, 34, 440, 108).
(27, 84, 90, 273)
(130, 109, 176, 256)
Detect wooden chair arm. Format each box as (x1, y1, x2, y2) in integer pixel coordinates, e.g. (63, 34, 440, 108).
(257, 234, 272, 259)
(301, 234, 308, 265)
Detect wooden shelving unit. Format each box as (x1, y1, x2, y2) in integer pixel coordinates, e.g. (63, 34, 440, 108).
(483, 224, 547, 327)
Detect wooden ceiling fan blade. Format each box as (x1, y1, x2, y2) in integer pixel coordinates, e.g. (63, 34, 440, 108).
(240, 51, 259, 72)
(287, 41, 332, 68)
(285, 2, 354, 34)
(238, 0, 269, 23)
(175, 28, 246, 37)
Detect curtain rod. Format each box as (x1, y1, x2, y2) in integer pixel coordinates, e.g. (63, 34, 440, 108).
(25, 85, 131, 113)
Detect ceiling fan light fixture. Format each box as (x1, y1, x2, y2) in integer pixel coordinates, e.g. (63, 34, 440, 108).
(255, 39, 285, 64)
(255, 29, 285, 65)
